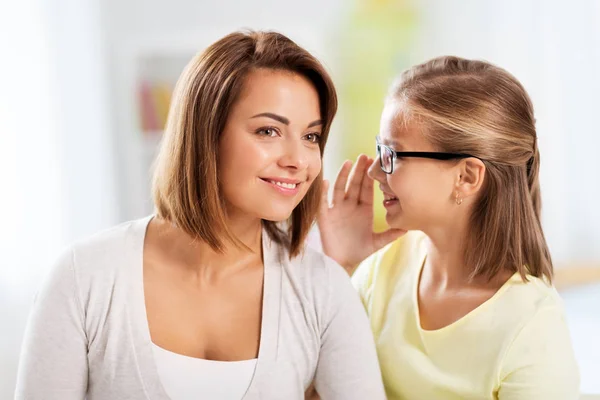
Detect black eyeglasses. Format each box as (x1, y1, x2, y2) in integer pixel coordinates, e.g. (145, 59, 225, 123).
(376, 142, 476, 174)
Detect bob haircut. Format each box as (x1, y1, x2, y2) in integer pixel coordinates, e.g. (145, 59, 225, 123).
(152, 30, 338, 258)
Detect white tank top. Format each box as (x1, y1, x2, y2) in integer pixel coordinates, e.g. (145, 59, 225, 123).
(152, 343, 258, 400)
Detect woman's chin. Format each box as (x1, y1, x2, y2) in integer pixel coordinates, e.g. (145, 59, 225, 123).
(259, 210, 294, 223)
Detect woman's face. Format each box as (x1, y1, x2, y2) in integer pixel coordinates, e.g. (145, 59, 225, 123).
(367, 101, 460, 232)
(218, 68, 323, 222)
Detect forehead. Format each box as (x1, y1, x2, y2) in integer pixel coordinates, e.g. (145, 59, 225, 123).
(378, 101, 428, 149)
(233, 68, 321, 119)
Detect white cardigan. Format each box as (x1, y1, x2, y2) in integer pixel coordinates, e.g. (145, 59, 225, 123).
(15, 216, 385, 400)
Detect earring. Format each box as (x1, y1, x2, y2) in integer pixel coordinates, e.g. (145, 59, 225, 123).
(455, 192, 463, 205)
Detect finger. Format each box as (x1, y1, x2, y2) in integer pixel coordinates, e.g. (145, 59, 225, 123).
(345, 154, 369, 201)
(332, 160, 352, 205)
(317, 179, 330, 221)
(359, 157, 376, 205)
(373, 229, 407, 251)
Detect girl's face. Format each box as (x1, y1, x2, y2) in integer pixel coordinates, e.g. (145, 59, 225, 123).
(218, 69, 323, 222)
(368, 101, 463, 232)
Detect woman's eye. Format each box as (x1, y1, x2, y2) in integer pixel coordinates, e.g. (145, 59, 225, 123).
(304, 133, 321, 143)
(256, 127, 278, 137)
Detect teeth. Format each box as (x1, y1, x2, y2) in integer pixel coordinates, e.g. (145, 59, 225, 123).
(384, 195, 398, 201)
(269, 180, 297, 189)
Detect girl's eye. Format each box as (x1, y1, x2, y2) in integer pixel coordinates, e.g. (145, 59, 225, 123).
(304, 133, 322, 144)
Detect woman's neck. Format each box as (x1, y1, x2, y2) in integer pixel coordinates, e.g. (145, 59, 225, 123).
(150, 214, 263, 280)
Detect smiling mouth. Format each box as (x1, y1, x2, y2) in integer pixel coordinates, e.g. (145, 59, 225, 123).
(383, 193, 398, 201)
(260, 178, 300, 189)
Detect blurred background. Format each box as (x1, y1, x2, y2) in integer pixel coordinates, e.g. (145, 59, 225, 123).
(1, 0, 599, 398)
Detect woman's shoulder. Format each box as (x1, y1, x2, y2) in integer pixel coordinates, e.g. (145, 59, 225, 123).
(73, 216, 148, 265)
(76, 216, 147, 249)
(279, 242, 375, 336)
(278, 241, 359, 313)
(285, 242, 349, 290)
(47, 216, 151, 291)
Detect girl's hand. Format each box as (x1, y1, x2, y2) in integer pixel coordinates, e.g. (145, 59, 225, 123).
(317, 155, 406, 274)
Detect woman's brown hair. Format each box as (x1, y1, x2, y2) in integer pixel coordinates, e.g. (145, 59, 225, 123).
(152, 30, 337, 257)
(390, 56, 552, 282)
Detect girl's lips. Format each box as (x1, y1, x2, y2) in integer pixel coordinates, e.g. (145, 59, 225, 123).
(383, 198, 399, 208)
(380, 187, 399, 208)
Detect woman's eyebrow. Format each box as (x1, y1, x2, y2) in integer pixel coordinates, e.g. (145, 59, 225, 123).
(252, 113, 322, 129)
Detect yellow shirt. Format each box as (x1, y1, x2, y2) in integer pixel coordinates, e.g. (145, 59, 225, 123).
(352, 231, 580, 400)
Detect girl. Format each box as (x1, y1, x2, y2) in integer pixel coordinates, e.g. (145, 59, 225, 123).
(318, 56, 580, 399)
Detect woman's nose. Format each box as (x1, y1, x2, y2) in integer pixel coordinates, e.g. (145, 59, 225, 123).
(278, 139, 309, 170)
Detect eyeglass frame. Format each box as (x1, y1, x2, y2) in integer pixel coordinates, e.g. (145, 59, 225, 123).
(375, 141, 478, 174)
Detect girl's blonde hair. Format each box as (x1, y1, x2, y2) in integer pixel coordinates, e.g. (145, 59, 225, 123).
(391, 56, 552, 282)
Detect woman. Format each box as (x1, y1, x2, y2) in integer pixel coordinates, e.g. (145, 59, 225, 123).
(15, 31, 385, 400)
(318, 56, 580, 399)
